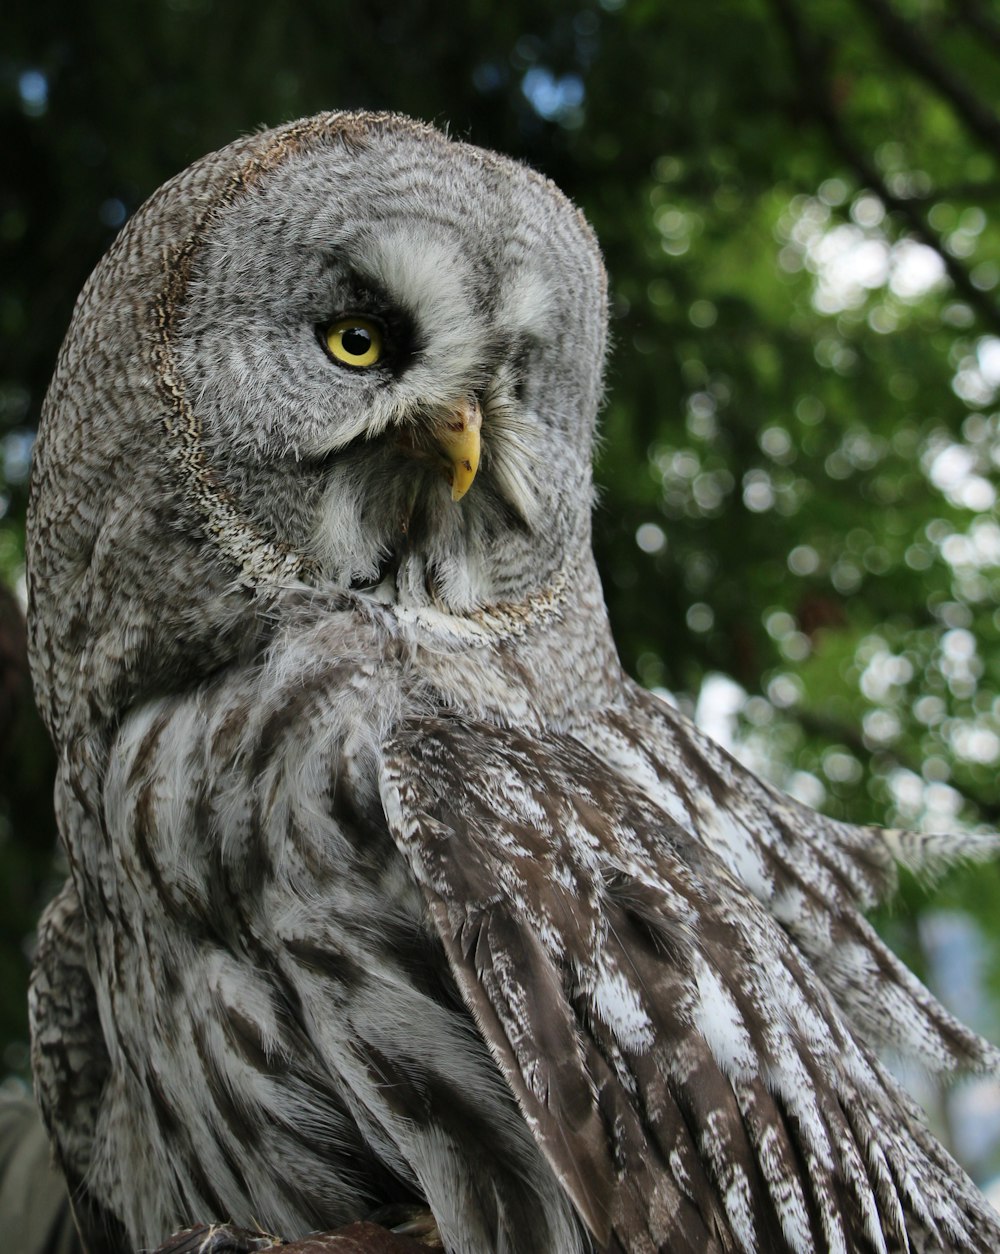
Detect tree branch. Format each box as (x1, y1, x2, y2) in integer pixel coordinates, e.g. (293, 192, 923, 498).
(950, 0, 1000, 59)
(905, 179, 1000, 204)
(767, 0, 1000, 336)
(856, 0, 1000, 156)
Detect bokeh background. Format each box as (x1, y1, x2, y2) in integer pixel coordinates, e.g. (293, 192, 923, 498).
(4, 0, 1000, 1195)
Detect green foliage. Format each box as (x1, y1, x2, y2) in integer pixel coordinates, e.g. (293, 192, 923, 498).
(3, 0, 1000, 1177)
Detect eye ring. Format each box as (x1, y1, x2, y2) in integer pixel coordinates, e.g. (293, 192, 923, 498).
(322, 316, 384, 369)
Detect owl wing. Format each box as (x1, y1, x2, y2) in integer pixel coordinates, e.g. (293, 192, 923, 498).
(379, 715, 1000, 1254)
(29, 878, 130, 1254)
(579, 681, 1000, 1075)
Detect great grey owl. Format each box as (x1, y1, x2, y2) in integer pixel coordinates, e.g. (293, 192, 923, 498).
(24, 111, 1000, 1254)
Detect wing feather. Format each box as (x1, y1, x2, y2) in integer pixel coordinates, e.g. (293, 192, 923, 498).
(579, 684, 1000, 1076)
(379, 715, 1000, 1254)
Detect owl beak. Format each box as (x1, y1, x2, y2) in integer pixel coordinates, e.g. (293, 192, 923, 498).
(433, 397, 482, 502)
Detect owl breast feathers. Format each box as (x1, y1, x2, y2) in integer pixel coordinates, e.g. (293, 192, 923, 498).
(24, 112, 1000, 1254)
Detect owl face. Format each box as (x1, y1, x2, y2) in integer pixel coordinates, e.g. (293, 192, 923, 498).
(173, 121, 608, 609)
(28, 114, 609, 739)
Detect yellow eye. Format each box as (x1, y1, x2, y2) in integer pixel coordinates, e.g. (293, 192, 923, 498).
(324, 316, 384, 368)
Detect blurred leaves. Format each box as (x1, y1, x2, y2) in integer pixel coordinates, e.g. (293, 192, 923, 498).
(3, 0, 1000, 1178)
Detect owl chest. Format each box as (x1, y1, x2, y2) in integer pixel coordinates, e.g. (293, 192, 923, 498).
(71, 685, 445, 1238)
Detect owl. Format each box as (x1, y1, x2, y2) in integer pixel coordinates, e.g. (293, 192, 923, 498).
(24, 111, 1000, 1254)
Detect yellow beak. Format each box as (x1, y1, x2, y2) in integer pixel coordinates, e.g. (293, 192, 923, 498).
(433, 397, 482, 502)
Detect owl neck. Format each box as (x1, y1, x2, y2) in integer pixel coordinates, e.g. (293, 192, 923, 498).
(387, 547, 626, 730)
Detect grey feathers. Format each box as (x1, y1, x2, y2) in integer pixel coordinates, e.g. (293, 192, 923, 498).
(25, 111, 1000, 1253)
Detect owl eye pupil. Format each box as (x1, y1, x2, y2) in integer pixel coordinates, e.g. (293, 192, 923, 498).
(323, 316, 384, 368)
(341, 327, 372, 357)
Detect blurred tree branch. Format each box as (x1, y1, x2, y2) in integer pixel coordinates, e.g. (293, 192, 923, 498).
(768, 0, 1000, 336)
(857, 0, 1000, 155)
(905, 180, 1000, 203)
(950, 0, 1000, 57)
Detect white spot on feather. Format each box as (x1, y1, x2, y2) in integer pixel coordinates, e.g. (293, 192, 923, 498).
(723, 1165, 757, 1251)
(702, 807, 774, 900)
(591, 955, 654, 1051)
(692, 963, 756, 1081)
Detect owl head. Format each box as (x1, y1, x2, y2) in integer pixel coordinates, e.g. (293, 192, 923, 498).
(27, 113, 609, 743)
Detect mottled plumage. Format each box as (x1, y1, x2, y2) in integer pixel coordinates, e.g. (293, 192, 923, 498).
(25, 111, 1000, 1253)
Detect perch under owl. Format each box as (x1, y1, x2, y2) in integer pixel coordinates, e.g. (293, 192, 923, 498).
(23, 111, 1000, 1253)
